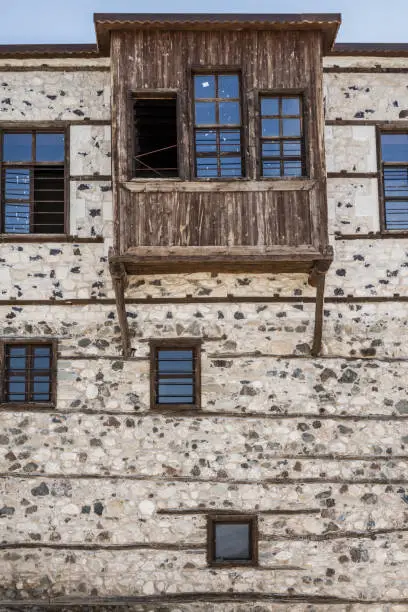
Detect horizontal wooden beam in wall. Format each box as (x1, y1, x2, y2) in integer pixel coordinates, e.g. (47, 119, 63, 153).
(123, 179, 317, 193)
(0, 235, 104, 243)
(0, 120, 111, 128)
(2, 593, 408, 607)
(327, 172, 378, 179)
(335, 232, 408, 240)
(324, 66, 408, 74)
(0, 65, 110, 72)
(326, 119, 408, 127)
(157, 508, 321, 515)
(70, 175, 112, 181)
(2, 472, 408, 486)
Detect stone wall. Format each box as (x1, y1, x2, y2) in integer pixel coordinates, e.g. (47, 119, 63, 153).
(1, 53, 408, 611)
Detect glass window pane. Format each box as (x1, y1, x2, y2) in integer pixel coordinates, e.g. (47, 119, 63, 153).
(218, 75, 239, 99)
(4, 168, 31, 200)
(261, 98, 279, 116)
(197, 158, 218, 177)
(262, 142, 280, 157)
(262, 119, 280, 138)
(4, 203, 30, 233)
(282, 119, 301, 137)
(3, 133, 32, 162)
(262, 161, 281, 177)
(195, 130, 217, 153)
(384, 167, 408, 197)
(158, 360, 193, 373)
(385, 201, 408, 229)
(219, 102, 240, 125)
(158, 350, 193, 360)
(8, 377, 26, 401)
(220, 131, 241, 153)
(214, 523, 251, 561)
(195, 102, 216, 125)
(9, 355, 26, 370)
(282, 97, 300, 116)
(158, 381, 194, 403)
(36, 133, 65, 162)
(283, 161, 302, 177)
(283, 140, 301, 157)
(381, 134, 408, 162)
(220, 157, 242, 177)
(194, 75, 216, 99)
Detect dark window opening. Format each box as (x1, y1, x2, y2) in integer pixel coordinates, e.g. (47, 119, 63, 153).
(1, 131, 65, 234)
(193, 73, 243, 178)
(150, 341, 201, 409)
(380, 133, 408, 230)
(133, 97, 178, 178)
(3, 343, 54, 404)
(260, 95, 305, 178)
(208, 516, 258, 567)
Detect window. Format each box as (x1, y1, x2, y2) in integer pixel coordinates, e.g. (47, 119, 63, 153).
(207, 515, 258, 567)
(380, 133, 408, 230)
(193, 73, 243, 178)
(260, 95, 305, 178)
(1, 342, 55, 404)
(1, 131, 66, 234)
(132, 95, 178, 178)
(150, 340, 201, 409)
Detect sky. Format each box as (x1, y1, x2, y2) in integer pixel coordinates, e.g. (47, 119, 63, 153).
(1, 0, 408, 45)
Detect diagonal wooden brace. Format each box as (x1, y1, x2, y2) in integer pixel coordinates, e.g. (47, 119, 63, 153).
(109, 248, 131, 358)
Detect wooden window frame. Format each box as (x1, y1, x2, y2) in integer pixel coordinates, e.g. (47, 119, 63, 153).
(0, 127, 69, 236)
(207, 514, 258, 568)
(257, 91, 307, 180)
(149, 338, 202, 411)
(129, 90, 181, 181)
(0, 339, 57, 408)
(191, 69, 246, 181)
(377, 126, 408, 233)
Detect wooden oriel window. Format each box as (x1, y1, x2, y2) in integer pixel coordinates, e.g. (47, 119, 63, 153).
(380, 133, 408, 230)
(0, 130, 66, 234)
(193, 73, 243, 178)
(150, 339, 201, 409)
(207, 515, 258, 567)
(132, 94, 179, 178)
(259, 95, 305, 178)
(1, 341, 56, 404)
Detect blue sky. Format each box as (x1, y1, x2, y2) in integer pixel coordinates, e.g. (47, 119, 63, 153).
(1, 0, 408, 45)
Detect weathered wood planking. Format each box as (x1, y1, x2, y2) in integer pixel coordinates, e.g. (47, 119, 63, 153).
(111, 28, 328, 259)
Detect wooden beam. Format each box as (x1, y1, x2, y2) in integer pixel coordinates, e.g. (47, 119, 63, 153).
(311, 272, 326, 357)
(109, 248, 131, 358)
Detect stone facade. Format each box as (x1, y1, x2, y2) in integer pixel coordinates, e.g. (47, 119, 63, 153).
(1, 36, 408, 612)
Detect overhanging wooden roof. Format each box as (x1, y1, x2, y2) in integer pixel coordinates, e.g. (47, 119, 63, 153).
(94, 13, 341, 55)
(0, 44, 99, 58)
(332, 43, 408, 57)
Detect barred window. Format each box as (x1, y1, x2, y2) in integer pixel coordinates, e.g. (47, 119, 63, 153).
(1, 131, 66, 234)
(260, 95, 305, 178)
(380, 133, 408, 230)
(150, 340, 201, 409)
(193, 73, 243, 178)
(2, 343, 55, 404)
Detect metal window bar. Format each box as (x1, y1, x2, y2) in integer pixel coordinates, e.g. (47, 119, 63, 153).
(383, 164, 408, 229)
(154, 349, 196, 405)
(4, 344, 53, 403)
(194, 74, 243, 178)
(260, 95, 305, 178)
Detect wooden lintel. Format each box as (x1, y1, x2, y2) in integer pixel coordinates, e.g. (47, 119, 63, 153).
(311, 272, 326, 358)
(109, 249, 131, 358)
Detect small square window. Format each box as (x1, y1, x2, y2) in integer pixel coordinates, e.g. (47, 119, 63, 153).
(150, 340, 201, 410)
(380, 132, 408, 230)
(1, 342, 56, 405)
(207, 515, 258, 567)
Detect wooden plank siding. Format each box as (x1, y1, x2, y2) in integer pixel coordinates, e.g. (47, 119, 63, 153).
(110, 28, 328, 264)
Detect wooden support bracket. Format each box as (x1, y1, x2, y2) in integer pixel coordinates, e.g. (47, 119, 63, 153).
(311, 271, 326, 357)
(109, 248, 131, 358)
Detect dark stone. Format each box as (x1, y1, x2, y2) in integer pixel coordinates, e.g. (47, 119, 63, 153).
(336, 269, 346, 276)
(240, 385, 257, 396)
(31, 482, 49, 496)
(234, 312, 245, 320)
(49, 249, 62, 256)
(361, 493, 378, 504)
(338, 369, 358, 384)
(0, 435, 9, 445)
(94, 502, 104, 516)
(399, 110, 408, 119)
(81, 505, 91, 514)
(396, 400, 408, 414)
(104, 416, 121, 427)
(78, 338, 91, 347)
(90, 438, 102, 447)
(320, 368, 337, 382)
(0, 506, 15, 516)
(350, 547, 369, 563)
(89, 209, 101, 217)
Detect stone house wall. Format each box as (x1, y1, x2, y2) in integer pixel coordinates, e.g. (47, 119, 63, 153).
(1, 52, 408, 610)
